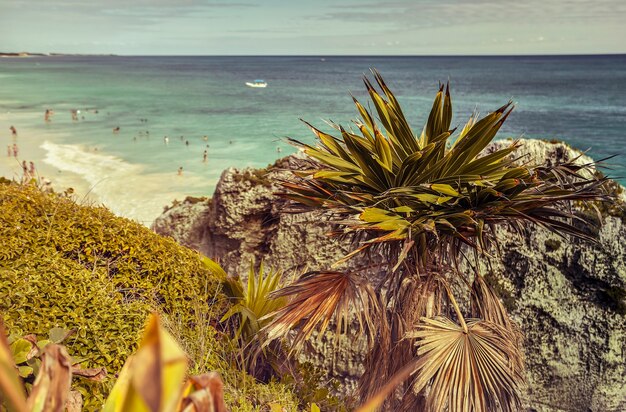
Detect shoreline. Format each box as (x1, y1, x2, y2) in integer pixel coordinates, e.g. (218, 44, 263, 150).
(0, 111, 212, 226)
(0, 111, 96, 197)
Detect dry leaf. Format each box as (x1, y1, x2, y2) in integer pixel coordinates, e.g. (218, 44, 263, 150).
(26, 344, 72, 412)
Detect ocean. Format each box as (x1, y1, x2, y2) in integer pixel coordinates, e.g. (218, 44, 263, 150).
(1, 55, 625, 224)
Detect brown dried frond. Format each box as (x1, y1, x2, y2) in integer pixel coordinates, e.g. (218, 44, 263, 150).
(263, 271, 380, 351)
(408, 317, 525, 412)
(471, 274, 524, 371)
(359, 274, 447, 408)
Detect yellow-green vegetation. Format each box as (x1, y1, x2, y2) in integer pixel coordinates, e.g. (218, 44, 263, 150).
(1, 312, 229, 412)
(0, 182, 300, 411)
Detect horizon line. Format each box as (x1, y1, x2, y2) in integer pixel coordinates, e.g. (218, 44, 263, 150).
(3, 52, 626, 58)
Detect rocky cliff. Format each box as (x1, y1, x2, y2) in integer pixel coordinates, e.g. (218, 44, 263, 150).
(153, 139, 626, 412)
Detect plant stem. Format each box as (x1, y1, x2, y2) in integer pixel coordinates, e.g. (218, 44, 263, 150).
(444, 283, 468, 333)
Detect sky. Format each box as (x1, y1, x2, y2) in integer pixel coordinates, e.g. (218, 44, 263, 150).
(1, 0, 625, 55)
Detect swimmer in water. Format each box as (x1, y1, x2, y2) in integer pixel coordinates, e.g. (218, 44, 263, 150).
(164, 136, 169, 144)
(185, 140, 189, 146)
(203, 150, 208, 163)
(113, 126, 120, 133)
(203, 135, 208, 141)
(10, 126, 17, 136)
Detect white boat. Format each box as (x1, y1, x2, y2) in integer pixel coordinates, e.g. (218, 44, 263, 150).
(245, 79, 267, 88)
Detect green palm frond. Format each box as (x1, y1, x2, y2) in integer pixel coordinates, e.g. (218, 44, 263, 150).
(280, 71, 609, 270)
(269, 71, 610, 409)
(220, 261, 287, 342)
(263, 271, 380, 351)
(408, 316, 525, 412)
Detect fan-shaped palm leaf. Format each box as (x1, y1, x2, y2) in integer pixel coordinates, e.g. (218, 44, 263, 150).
(407, 317, 524, 412)
(270, 71, 609, 409)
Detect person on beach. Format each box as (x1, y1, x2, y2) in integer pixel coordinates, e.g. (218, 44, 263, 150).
(22, 161, 28, 179)
(177, 166, 183, 176)
(7, 146, 11, 157)
(10, 126, 17, 136)
(40, 176, 53, 193)
(113, 126, 120, 133)
(12, 143, 18, 157)
(44, 109, 54, 122)
(71, 110, 78, 121)
(29, 161, 35, 176)
(203, 150, 208, 163)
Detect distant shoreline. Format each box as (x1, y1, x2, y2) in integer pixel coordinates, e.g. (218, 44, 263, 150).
(0, 52, 117, 57)
(1, 52, 624, 58)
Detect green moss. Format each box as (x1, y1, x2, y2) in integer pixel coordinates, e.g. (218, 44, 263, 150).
(232, 168, 272, 188)
(577, 174, 626, 223)
(0, 183, 299, 411)
(184, 195, 209, 204)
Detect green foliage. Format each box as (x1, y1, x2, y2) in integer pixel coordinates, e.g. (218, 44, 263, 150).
(221, 261, 287, 342)
(280, 361, 350, 412)
(216, 263, 348, 410)
(283, 71, 609, 271)
(270, 72, 609, 410)
(7, 328, 74, 381)
(0, 184, 299, 411)
(231, 168, 272, 188)
(162, 195, 211, 213)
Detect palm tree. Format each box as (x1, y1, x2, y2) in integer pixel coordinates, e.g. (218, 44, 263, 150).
(264, 71, 609, 411)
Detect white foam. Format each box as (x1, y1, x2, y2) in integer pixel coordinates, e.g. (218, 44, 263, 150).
(41, 141, 211, 225)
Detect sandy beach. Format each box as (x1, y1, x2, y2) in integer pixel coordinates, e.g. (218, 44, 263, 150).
(0, 111, 95, 195)
(0, 110, 212, 225)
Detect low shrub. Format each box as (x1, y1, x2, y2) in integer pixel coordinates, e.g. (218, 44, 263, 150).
(0, 183, 300, 411)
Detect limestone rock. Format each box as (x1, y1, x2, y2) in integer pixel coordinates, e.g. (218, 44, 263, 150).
(152, 139, 626, 411)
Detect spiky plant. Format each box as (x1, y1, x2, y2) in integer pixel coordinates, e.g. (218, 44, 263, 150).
(220, 261, 291, 381)
(265, 71, 609, 410)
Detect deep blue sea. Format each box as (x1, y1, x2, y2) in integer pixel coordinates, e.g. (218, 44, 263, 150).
(1, 55, 625, 223)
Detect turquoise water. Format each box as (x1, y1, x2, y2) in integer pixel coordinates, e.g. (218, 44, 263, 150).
(1, 55, 625, 223)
